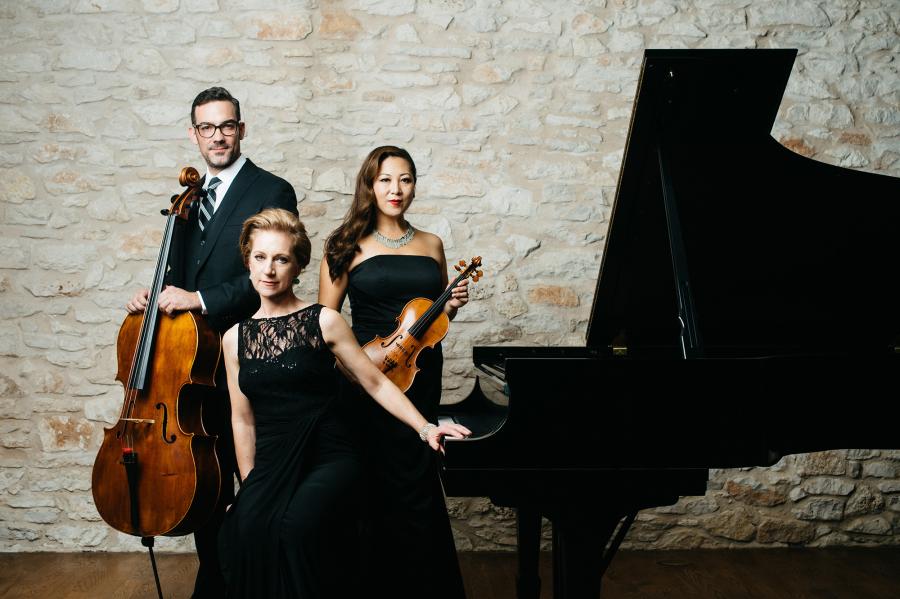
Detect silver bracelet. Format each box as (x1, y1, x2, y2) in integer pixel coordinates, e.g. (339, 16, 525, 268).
(418, 422, 437, 442)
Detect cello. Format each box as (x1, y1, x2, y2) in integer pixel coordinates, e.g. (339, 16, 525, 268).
(92, 167, 222, 541)
(362, 256, 483, 392)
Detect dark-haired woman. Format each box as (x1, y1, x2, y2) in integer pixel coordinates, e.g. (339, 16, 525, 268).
(217, 208, 468, 598)
(319, 147, 469, 598)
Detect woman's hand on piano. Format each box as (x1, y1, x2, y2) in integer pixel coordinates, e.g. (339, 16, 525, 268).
(425, 422, 471, 454)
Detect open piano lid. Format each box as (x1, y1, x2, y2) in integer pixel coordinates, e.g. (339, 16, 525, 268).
(586, 49, 900, 359)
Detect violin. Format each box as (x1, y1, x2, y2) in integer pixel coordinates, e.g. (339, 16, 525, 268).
(362, 256, 483, 392)
(91, 167, 222, 538)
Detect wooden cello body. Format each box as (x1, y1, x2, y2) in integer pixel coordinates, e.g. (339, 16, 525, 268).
(362, 256, 482, 392)
(91, 167, 222, 538)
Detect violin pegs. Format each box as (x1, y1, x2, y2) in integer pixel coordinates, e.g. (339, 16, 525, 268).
(458, 260, 466, 267)
(454, 264, 462, 272)
(476, 270, 483, 277)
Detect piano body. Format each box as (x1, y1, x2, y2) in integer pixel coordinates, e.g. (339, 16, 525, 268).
(440, 49, 900, 598)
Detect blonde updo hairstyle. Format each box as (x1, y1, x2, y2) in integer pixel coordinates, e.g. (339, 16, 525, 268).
(239, 208, 311, 273)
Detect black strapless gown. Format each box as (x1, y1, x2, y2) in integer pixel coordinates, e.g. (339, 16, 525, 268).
(218, 305, 360, 598)
(345, 254, 466, 599)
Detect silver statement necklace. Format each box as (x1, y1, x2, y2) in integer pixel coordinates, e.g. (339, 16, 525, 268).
(374, 225, 415, 249)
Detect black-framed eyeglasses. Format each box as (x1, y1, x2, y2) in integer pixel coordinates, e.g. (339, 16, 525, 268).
(194, 120, 240, 138)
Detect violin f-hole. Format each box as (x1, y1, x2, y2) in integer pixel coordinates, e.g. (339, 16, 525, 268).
(382, 332, 403, 348)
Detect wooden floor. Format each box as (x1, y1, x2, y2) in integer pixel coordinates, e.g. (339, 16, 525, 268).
(1, 549, 898, 598)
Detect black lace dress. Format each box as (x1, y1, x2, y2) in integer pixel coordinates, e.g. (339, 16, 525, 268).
(344, 254, 466, 599)
(218, 304, 360, 599)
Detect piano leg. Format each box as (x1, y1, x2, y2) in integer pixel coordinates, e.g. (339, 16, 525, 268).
(551, 510, 636, 598)
(516, 507, 542, 599)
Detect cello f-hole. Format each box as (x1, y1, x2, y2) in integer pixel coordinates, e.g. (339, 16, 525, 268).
(155, 402, 176, 444)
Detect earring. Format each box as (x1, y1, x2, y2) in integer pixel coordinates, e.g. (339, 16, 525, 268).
(293, 278, 299, 284)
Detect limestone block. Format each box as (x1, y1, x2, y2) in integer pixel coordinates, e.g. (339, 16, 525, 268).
(0, 52, 47, 74)
(32, 243, 99, 275)
(849, 9, 895, 34)
(649, 529, 711, 550)
(0, 398, 29, 420)
(658, 21, 707, 38)
(28, 468, 92, 493)
(572, 36, 609, 57)
(0, 107, 40, 135)
(801, 53, 850, 79)
(876, 481, 900, 493)
(862, 461, 899, 479)
(56, 48, 121, 72)
(394, 46, 472, 59)
(44, 524, 108, 548)
(37, 416, 99, 452)
(0, 238, 29, 269)
(0, 523, 41, 543)
(682, 495, 720, 516)
(247, 14, 313, 41)
(84, 393, 123, 425)
(184, 0, 218, 11)
(319, 12, 363, 40)
(423, 170, 485, 200)
(0, 421, 32, 449)
(148, 22, 196, 44)
(703, 507, 756, 541)
(572, 13, 612, 35)
(845, 485, 885, 517)
(757, 517, 816, 544)
(142, 0, 179, 12)
(353, 0, 415, 16)
(865, 106, 900, 126)
(123, 48, 168, 76)
(724, 477, 788, 507)
(484, 186, 532, 217)
(505, 234, 541, 258)
(494, 294, 528, 319)
(392, 23, 420, 42)
(824, 148, 870, 169)
(608, 29, 645, 53)
(528, 285, 579, 307)
(0, 468, 25, 494)
(410, 214, 454, 249)
(747, 1, 830, 28)
(574, 63, 637, 93)
(313, 167, 352, 194)
(382, 60, 421, 72)
(45, 349, 96, 369)
(801, 477, 856, 496)
(374, 72, 438, 88)
(844, 515, 893, 535)
(462, 85, 492, 106)
(73, 0, 133, 12)
(473, 62, 514, 84)
(793, 497, 845, 521)
(797, 451, 848, 476)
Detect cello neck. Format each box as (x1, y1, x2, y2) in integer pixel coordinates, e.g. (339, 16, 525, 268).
(128, 212, 178, 391)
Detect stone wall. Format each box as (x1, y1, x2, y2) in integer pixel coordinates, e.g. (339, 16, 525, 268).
(1, 0, 898, 552)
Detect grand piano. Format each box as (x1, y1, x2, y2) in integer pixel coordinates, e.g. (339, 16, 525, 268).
(439, 49, 900, 598)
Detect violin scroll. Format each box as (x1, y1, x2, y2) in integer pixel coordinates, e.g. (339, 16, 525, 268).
(453, 256, 485, 283)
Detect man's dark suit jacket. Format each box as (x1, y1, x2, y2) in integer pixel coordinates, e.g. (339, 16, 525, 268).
(168, 158, 298, 334)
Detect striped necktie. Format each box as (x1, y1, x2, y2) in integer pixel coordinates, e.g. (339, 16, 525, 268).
(198, 177, 221, 232)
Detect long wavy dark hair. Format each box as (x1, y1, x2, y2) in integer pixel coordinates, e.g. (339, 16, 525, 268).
(324, 146, 417, 280)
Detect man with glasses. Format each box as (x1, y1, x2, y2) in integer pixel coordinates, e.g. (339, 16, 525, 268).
(126, 86, 297, 598)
